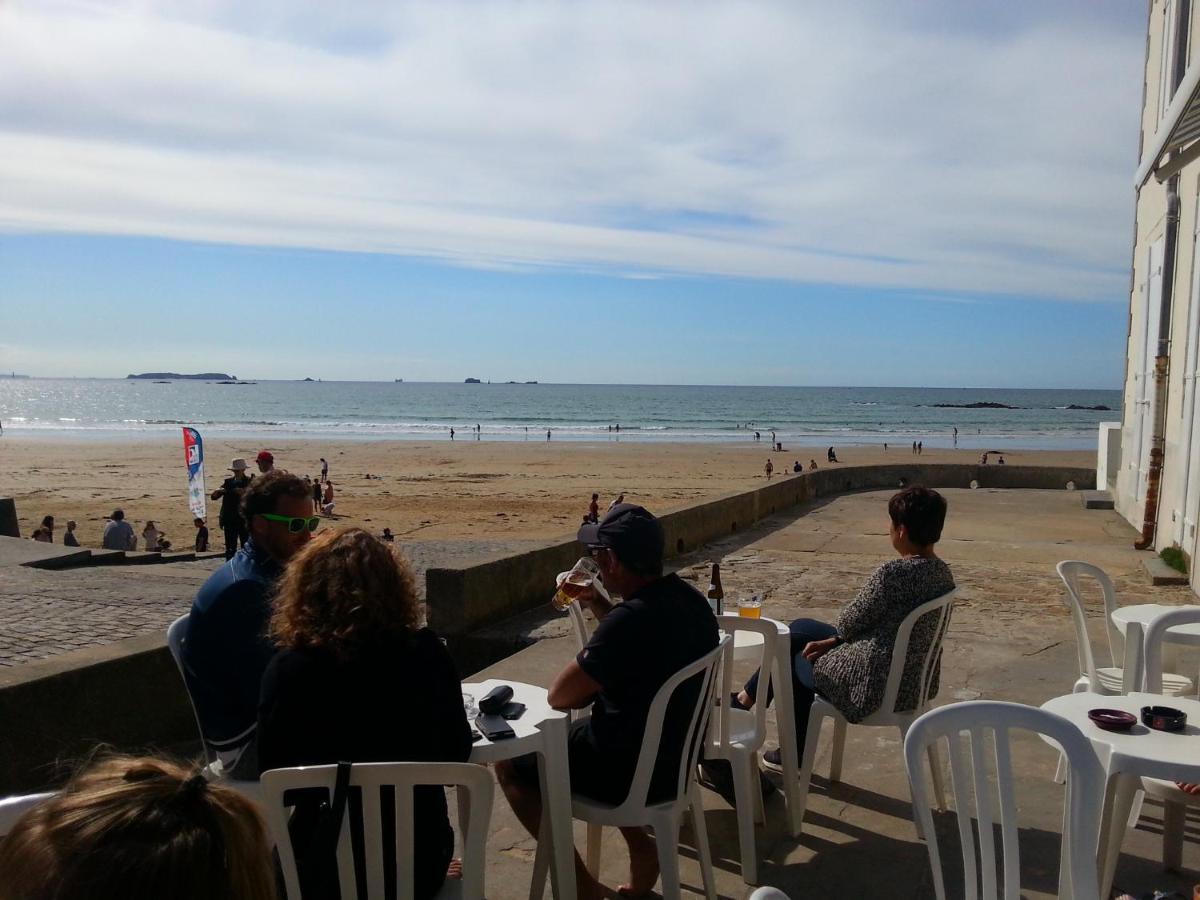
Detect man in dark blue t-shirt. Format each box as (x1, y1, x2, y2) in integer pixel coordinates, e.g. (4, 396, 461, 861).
(497, 505, 717, 899)
(181, 471, 315, 779)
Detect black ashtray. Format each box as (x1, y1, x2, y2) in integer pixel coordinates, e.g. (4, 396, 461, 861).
(1141, 705, 1188, 732)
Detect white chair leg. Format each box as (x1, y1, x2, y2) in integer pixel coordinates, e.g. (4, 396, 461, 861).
(794, 707, 826, 830)
(829, 716, 847, 783)
(1052, 752, 1067, 785)
(1163, 797, 1186, 871)
(926, 741, 947, 812)
(654, 812, 682, 899)
(1126, 789, 1145, 829)
(751, 753, 766, 826)
(688, 781, 717, 900)
(585, 823, 603, 878)
(733, 754, 759, 884)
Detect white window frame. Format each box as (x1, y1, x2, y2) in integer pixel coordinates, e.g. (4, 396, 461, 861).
(1161, 0, 1180, 122)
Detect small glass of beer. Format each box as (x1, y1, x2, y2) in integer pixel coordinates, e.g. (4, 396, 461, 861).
(552, 557, 602, 611)
(738, 593, 763, 618)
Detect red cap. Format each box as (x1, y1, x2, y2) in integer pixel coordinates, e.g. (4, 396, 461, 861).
(256, 450, 274, 462)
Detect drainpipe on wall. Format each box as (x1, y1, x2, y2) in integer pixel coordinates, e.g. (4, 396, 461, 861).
(1135, 0, 1190, 551)
(1136, 173, 1180, 550)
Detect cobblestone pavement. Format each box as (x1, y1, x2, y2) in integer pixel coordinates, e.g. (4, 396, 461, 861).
(0, 537, 540, 668)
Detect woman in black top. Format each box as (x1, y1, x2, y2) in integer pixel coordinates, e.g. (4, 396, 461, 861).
(258, 527, 472, 899)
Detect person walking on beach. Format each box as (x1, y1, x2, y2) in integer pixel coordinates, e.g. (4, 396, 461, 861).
(102, 509, 136, 550)
(320, 457, 328, 481)
(754, 431, 760, 442)
(547, 429, 552, 441)
(587, 493, 600, 524)
(765, 459, 774, 479)
(918, 441, 923, 455)
(450, 427, 455, 440)
(194, 517, 209, 552)
(63, 520, 80, 547)
(953, 427, 958, 446)
(311, 476, 322, 515)
(256, 451, 275, 474)
(912, 441, 917, 455)
(212, 458, 253, 561)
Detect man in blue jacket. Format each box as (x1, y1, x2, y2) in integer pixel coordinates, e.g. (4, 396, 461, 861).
(180, 470, 315, 778)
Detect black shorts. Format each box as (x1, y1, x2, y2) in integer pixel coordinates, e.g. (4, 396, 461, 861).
(510, 719, 634, 806)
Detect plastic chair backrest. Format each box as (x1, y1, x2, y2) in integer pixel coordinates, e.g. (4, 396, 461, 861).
(876, 588, 957, 721)
(1056, 561, 1123, 688)
(1142, 606, 1200, 693)
(904, 701, 1104, 900)
(712, 615, 777, 752)
(166, 612, 217, 764)
(261, 761, 493, 900)
(0, 792, 54, 837)
(567, 601, 592, 650)
(618, 635, 729, 814)
(748, 889, 791, 900)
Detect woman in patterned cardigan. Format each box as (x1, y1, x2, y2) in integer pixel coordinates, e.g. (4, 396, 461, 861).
(735, 485, 955, 771)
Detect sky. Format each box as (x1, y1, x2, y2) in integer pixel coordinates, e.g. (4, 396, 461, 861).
(0, 1, 1147, 387)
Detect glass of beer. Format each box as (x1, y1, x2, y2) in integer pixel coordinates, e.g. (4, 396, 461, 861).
(738, 594, 763, 619)
(552, 557, 602, 611)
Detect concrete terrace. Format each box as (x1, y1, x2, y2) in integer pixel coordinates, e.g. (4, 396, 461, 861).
(471, 488, 1200, 899)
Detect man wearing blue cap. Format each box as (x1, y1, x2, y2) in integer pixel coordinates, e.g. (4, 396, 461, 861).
(496, 504, 717, 899)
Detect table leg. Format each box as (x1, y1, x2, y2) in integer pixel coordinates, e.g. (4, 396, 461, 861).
(1097, 773, 1138, 900)
(770, 634, 803, 837)
(1120, 622, 1144, 693)
(537, 717, 578, 900)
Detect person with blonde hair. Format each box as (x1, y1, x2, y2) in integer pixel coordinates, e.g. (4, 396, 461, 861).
(0, 754, 275, 900)
(258, 526, 472, 899)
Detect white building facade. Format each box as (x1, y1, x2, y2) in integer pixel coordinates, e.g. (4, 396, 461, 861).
(1117, 0, 1200, 595)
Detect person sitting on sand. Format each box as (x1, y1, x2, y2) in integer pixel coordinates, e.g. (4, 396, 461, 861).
(39, 515, 55, 542)
(496, 505, 717, 900)
(809, 459, 818, 471)
(0, 753, 276, 900)
(259, 528, 472, 899)
(608, 493, 625, 511)
(31, 527, 49, 543)
(732, 487, 955, 772)
(142, 521, 161, 552)
(63, 520, 80, 547)
(827, 446, 839, 463)
(194, 517, 209, 552)
(381, 527, 395, 542)
(321, 481, 335, 516)
(102, 509, 137, 551)
(793, 460, 802, 473)
(998, 455, 1006, 465)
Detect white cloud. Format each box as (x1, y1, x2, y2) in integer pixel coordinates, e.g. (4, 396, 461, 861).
(0, 0, 1142, 301)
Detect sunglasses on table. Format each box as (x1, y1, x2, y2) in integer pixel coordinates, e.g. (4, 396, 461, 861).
(259, 513, 321, 533)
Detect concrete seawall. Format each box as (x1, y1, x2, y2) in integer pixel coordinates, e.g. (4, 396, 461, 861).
(0, 463, 1092, 793)
(428, 463, 1094, 644)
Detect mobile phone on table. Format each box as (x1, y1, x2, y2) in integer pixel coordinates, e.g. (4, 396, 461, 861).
(476, 713, 516, 741)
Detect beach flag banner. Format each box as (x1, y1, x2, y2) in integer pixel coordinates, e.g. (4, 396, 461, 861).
(182, 427, 206, 519)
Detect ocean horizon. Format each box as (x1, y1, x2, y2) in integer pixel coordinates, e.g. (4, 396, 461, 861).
(0, 379, 1121, 450)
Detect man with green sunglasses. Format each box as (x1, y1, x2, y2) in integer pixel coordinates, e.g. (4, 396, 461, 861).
(181, 471, 315, 780)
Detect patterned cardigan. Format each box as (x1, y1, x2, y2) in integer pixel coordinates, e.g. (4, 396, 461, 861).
(812, 556, 955, 723)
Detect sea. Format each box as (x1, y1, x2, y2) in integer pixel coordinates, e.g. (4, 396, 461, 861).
(0, 379, 1121, 451)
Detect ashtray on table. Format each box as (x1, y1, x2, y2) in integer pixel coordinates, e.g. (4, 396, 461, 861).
(1088, 709, 1137, 732)
(1141, 705, 1188, 732)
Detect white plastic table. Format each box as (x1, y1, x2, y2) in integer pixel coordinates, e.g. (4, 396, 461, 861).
(462, 679, 575, 899)
(1111, 604, 1200, 691)
(720, 617, 804, 836)
(1042, 690, 1200, 897)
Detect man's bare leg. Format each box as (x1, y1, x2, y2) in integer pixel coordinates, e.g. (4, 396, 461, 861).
(616, 826, 658, 897)
(494, 760, 605, 900)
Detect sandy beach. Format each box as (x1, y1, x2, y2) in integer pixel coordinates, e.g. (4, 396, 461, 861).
(1, 436, 1092, 550)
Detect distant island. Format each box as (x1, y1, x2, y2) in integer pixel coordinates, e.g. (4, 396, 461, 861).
(929, 402, 1021, 409)
(465, 377, 482, 384)
(127, 372, 235, 380)
(1066, 404, 1111, 411)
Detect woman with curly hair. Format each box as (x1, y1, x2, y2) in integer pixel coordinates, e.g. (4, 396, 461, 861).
(258, 526, 472, 899)
(0, 754, 275, 900)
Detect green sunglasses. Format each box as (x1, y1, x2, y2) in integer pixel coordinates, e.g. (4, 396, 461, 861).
(259, 513, 321, 534)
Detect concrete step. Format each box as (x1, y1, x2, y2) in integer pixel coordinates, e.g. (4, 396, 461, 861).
(121, 551, 163, 565)
(1082, 491, 1115, 510)
(0, 536, 92, 570)
(1144, 557, 1190, 586)
(159, 552, 196, 563)
(86, 549, 127, 565)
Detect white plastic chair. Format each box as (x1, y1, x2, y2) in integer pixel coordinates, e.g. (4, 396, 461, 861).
(748, 889, 790, 900)
(793, 589, 957, 832)
(260, 761, 494, 900)
(904, 701, 1105, 900)
(1131, 606, 1200, 871)
(707, 614, 779, 884)
(1056, 561, 1193, 696)
(0, 791, 54, 837)
(531, 636, 730, 900)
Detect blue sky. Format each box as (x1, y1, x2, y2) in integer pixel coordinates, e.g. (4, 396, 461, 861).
(0, 1, 1146, 387)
